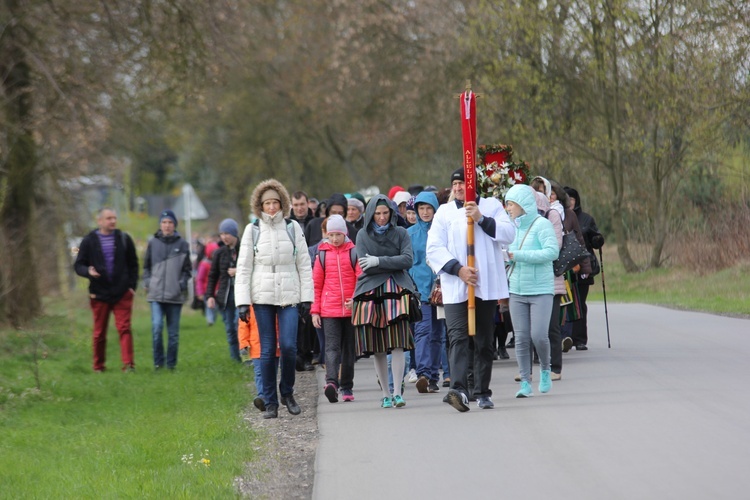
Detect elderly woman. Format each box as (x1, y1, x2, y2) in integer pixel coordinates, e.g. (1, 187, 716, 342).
(235, 179, 313, 419)
(351, 194, 417, 409)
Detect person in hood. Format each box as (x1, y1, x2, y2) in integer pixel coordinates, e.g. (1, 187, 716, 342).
(351, 194, 417, 409)
(143, 209, 192, 371)
(407, 191, 444, 394)
(504, 184, 559, 398)
(304, 193, 359, 246)
(235, 179, 313, 419)
(426, 168, 515, 412)
(563, 186, 604, 351)
(74, 208, 139, 372)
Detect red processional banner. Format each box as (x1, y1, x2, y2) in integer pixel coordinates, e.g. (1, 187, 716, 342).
(461, 90, 477, 201)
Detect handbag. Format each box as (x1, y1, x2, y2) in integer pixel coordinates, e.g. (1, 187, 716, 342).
(408, 292, 423, 322)
(428, 278, 443, 306)
(553, 232, 591, 277)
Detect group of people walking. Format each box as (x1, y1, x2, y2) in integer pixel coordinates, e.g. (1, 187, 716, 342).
(74, 165, 603, 418)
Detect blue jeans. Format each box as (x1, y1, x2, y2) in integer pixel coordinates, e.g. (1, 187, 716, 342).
(205, 302, 217, 325)
(387, 350, 411, 394)
(413, 302, 443, 381)
(253, 359, 263, 395)
(150, 302, 183, 369)
(221, 305, 241, 361)
(253, 304, 299, 406)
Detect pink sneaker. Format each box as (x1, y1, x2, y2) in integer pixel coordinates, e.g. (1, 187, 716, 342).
(341, 389, 354, 402)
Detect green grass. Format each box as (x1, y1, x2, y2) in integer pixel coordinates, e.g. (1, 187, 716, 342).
(587, 247, 750, 316)
(0, 293, 260, 499)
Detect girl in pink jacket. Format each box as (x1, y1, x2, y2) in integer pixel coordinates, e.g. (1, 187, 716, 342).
(311, 215, 362, 403)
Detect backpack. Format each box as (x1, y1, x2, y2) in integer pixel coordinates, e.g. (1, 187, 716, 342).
(318, 247, 357, 271)
(251, 218, 297, 256)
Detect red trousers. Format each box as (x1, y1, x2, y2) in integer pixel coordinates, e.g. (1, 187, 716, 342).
(90, 290, 135, 371)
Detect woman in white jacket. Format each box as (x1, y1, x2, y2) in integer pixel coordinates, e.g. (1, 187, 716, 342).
(235, 179, 313, 419)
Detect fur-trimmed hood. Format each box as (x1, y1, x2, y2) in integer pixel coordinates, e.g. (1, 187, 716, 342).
(250, 179, 292, 219)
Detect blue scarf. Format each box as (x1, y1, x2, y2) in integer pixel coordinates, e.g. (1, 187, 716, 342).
(371, 221, 390, 235)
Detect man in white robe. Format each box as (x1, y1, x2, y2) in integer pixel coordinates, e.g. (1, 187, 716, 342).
(426, 168, 515, 411)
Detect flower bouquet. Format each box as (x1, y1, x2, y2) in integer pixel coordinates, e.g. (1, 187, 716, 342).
(475, 144, 530, 199)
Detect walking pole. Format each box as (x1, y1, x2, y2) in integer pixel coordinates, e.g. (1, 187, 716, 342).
(460, 81, 477, 336)
(598, 247, 611, 348)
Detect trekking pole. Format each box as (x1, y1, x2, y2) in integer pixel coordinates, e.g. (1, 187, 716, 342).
(598, 247, 611, 348)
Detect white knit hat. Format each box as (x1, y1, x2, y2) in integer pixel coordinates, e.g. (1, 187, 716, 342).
(326, 214, 348, 235)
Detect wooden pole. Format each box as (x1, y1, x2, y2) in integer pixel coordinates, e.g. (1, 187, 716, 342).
(460, 81, 477, 336)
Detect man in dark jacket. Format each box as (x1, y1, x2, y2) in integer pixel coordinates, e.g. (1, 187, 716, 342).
(290, 190, 316, 234)
(206, 218, 242, 362)
(143, 209, 192, 370)
(74, 208, 139, 372)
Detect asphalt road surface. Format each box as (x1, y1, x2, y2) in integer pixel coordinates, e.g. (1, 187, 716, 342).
(312, 303, 750, 500)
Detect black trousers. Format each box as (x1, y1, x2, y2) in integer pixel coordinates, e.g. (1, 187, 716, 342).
(571, 281, 590, 346)
(444, 298, 497, 398)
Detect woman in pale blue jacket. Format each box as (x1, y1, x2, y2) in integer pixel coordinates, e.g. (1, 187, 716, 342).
(504, 184, 559, 398)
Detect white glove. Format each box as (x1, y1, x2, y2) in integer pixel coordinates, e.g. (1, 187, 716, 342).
(358, 254, 380, 271)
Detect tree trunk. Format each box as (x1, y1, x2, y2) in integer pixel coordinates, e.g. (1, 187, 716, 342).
(0, 2, 42, 326)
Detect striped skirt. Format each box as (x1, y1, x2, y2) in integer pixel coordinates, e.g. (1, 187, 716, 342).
(352, 277, 415, 357)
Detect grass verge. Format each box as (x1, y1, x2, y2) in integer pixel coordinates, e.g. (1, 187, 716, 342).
(587, 247, 750, 317)
(0, 292, 258, 498)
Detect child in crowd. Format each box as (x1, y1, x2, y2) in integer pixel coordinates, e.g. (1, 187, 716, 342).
(311, 215, 362, 403)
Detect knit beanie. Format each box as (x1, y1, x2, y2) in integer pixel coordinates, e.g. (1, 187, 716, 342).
(261, 189, 281, 203)
(450, 168, 464, 183)
(348, 198, 364, 214)
(219, 218, 239, 238)
(405, 196, 416, 212)
(160, 209, 178, 227)
(326, 214, 348, 235)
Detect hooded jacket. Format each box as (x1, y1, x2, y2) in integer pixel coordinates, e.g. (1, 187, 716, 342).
(565, 186, 601, 283)
(505, 185, 559, 296)
(407, 191, 439, 299)
(303, 193, 359, 246)
(235, 179, 313, 306)
(74, 229, 139, 303)
(311, 238, 361, 317)
(206, 236, 242, 309)
(352, 194, 416, 298)
(143, 230, 192, 304)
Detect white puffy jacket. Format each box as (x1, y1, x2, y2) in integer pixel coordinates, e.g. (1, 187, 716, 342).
(235, 211, 313, 306)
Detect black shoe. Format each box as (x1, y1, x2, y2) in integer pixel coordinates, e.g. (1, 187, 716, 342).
(428, 381, 440, 393)
(442, 378, 451, 388)
(499, 347, 510, 359)
(492, 351, 499, 360)
(253, 396, 266, 412)
(446, 389, 470, 412)
(575, 344, 588, 351)
(263, 404, 278, 419)
(280, 395, 287, 406)
(303, 361, 314, 371)
(285, 394, 301, 415)
(506, 337, 515, 348)
(562, 337, 573, 353)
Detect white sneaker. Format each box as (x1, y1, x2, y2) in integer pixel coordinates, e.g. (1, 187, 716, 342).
(407, 369, 418, 383)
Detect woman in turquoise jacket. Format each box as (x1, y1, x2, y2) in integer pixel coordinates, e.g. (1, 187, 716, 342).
(504, 184, 559, 398)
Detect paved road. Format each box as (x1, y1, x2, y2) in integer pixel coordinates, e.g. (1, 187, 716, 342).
(312, 303, 750, 500)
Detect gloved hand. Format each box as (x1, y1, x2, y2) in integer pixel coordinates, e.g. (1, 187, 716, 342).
(591, 233, 605, 250)
(238, 305, 250, 323)
(358, 254, 380, 271)
(298, 302, 311, 317)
